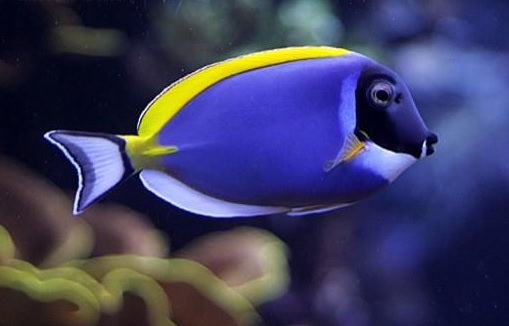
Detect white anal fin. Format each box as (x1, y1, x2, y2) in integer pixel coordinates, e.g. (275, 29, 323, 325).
(139, 169, 289, 218)
(323, 133, 365, 172)
(288, 202, 353, 217)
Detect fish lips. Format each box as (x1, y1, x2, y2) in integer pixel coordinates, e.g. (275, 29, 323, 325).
(400, 131, 438, 159)
(424, 132, 438, 157)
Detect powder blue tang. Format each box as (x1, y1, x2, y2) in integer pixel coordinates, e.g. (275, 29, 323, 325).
(44, 47, 437, 217)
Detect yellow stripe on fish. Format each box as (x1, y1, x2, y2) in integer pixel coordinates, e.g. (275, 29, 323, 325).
(136, 46, 350, 137)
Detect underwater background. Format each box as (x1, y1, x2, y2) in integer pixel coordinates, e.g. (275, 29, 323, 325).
(1, 0, 509, 325)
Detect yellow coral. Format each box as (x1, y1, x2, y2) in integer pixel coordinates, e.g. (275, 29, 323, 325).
(0, 225, 15, 262)
(0, 227, 272, 326)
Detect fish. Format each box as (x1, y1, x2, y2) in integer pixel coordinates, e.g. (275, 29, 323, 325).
(45, 46, 438, 217)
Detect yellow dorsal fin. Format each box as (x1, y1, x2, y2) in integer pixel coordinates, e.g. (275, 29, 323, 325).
(137, 46, 350, 137)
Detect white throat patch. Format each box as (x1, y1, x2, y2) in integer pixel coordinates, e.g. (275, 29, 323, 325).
(358, 141, 417, 182)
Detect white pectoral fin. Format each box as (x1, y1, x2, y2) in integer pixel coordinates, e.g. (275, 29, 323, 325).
(139, 169, 289, 218)
(288, 202, 353, 216)
(323, 133, 366, 172)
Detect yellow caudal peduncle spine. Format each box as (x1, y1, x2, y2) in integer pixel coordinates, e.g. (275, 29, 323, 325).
(121, 135, 178, 170)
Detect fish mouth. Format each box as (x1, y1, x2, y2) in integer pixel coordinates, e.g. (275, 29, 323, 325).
(421, 133, 438, 158)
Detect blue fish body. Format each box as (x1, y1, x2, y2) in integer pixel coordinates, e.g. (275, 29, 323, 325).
(160, 56, 381, 206)
(44, 47, 437, 217)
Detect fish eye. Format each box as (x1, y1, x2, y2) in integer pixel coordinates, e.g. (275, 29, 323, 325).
(368, 80, 394, 107)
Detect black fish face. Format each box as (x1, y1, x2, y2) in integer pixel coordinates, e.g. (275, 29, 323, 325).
(355, 63, 437, 159)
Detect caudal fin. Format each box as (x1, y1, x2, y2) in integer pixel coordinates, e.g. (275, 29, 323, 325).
(44, 130, 134, 214)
